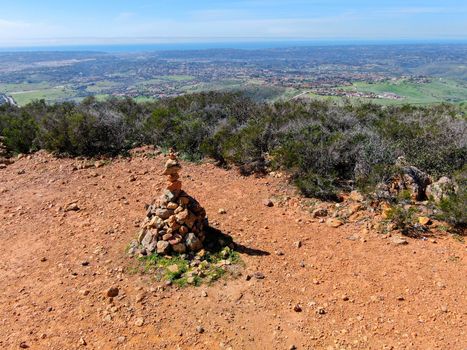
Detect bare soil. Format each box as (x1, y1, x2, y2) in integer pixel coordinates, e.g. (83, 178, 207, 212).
(0, 152, 465, 350)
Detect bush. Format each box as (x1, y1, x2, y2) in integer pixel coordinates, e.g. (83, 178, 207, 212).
(437, 167, 467, 228)
(0, 110, 38, 153)
(386, 205, 418, 236)
(0, 92, 465, 226)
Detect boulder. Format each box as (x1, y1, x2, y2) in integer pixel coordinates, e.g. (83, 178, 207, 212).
(376, 158, 431, 201)
(426, 177, 456, 203)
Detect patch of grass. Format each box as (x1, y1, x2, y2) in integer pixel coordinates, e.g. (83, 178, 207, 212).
(134, 247, 242, 287)
(341, 78, 467, 105)
(10, 87, 76, 106)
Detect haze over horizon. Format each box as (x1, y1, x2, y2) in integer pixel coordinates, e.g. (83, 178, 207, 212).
(1, 0, 467, 47)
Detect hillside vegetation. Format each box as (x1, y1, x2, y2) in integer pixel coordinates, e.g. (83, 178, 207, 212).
(1, 92, 466, 224)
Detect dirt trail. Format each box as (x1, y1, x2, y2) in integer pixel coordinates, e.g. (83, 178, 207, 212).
(0, 152, 465, 350)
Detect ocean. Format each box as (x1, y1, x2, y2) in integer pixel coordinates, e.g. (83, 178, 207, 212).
(1, 39, 466, 53)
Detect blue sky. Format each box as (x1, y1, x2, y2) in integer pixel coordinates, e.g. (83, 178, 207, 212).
(0, 0, 466, 46)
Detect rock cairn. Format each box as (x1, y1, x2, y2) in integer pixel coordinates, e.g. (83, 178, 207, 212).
(0, 136, 12, 168)
(137, 150, 208, 255)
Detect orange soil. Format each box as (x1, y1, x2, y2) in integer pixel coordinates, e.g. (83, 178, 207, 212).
(0, 152, 465, 350)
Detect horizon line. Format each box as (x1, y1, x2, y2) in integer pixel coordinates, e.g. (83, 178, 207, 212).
(1, 37, 467, 50)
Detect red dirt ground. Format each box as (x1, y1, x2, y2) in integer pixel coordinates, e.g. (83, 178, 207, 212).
(0, 152, 465, 350)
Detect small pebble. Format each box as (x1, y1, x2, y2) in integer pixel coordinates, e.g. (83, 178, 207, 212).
(106, 287, 119, 298)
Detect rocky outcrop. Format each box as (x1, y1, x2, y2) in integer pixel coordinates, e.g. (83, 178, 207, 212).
(426, 177, 457, 203)
(137, 150, 208, 255)
(376, 157, 431, 201)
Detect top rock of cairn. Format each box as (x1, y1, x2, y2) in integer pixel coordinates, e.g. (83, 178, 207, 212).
(137, 149, 208, 255)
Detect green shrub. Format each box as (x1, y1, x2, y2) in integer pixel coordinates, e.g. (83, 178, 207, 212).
(386, 205, 418, 235)
(437, 167, 467, 228)
(0, 111, 38, 153)
(1, 92, 465, 224)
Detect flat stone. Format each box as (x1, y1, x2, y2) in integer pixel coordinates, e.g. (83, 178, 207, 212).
(137, 229, 147, 243)
(326, 218, 343, 228)
(65, 202, 79, 212)
(418, 216, 432, 225)
(141, 231, 155, 247)
(162, 233, 173, 241)
(156, 208, 172, 220)
(312, 208, 328, 218)
(167, 202, 178, 210)
(391, 236, 408, 245)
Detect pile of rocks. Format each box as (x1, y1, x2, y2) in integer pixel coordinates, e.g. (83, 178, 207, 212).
(0, 136, 13, 169)
(136, 150, 208, 255)
(375, 157, 432, 201)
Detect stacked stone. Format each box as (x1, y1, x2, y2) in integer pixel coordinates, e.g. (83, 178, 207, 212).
(138, 150, 208, 255)
(0, 136, 12, 168)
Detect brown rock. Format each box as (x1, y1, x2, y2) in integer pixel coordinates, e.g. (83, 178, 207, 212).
(156, 241, 170, 254)
(312, 207, 328, 218)
(418, 216, 432, 226)
(348, 203, 362, 215)
(172, 243, 187, 254)
(167, 173, 180, 181)
(349, 190, 364, 202)
(176, 209, 189, 223)
(391, 236, 408, 245)
(65, 202, 79, 212)
(167, 202, 178, 210)
(106, 287, 119, 298)
(162, 233, 172, 241)
(179, 196, 190, 205)
(167, 180, 182, 192)
(326, 218, 343, 228)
